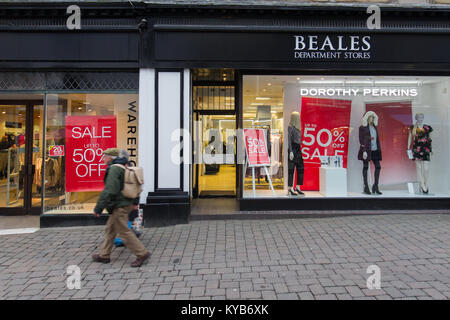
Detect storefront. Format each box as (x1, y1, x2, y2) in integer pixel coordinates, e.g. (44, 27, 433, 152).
(0, 4, 140, 227)
(140, 4, 450, 226)
(1, 3, 450, 227)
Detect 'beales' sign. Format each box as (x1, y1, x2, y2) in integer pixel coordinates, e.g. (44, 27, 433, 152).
(294, 35, 372, 61)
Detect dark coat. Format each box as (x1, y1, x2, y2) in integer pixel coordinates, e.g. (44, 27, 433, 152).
(94, 157, 135, 214)
(358, 125, 382, 161)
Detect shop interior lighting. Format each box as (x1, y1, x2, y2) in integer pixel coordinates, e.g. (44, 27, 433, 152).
(299, 80, 344, 84)
(374, 80, 422, 85)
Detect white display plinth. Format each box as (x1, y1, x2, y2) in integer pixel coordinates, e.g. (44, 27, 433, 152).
(319, 167, 347, 197)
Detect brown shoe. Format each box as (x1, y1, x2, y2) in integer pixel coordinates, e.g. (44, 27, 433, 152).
(131, 252, 150, 268)
(92, 254, 110, 264)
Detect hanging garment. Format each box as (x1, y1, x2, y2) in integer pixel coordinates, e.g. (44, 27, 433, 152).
(35, 157, 43, 187)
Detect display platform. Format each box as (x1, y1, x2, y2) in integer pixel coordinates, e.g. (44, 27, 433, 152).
(319, 167, 347, 197)
(243, 189, 446, 198)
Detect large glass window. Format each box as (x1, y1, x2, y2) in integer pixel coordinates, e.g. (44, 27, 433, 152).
(43, 93, 139, 214)
(0, 94, 44, 210)
(243, 75, 450, 198)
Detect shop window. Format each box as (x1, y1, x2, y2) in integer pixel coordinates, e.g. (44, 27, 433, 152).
(243, 75, 450, 198)
(43, 93, 139, 214)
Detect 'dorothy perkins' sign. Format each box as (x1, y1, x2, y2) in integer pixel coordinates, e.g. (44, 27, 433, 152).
(293, 35, 372, 60)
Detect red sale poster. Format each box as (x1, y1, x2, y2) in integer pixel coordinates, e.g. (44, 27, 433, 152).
(65, 115, 117, 192)
(299, 97, 352, 190)
(244, 129, 271, 167)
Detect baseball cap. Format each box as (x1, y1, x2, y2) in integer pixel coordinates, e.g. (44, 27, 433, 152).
(102, 148, 120, 157)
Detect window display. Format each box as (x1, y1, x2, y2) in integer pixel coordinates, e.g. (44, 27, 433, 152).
(243, 75, 450, 198)
(43, 93, 139, 214)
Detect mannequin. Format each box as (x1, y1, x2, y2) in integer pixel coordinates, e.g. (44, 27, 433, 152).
(358, 111, 382, 195)
(408, 113, 433, 194)
(287, 111, 304, 196)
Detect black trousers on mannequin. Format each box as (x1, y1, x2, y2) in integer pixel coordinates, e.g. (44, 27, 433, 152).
(362, 151, 381, 187)
(288, 143, 304, 187)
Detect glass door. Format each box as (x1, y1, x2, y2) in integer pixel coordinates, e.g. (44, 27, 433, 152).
(194, 113, 236, 197)
(0, 98, 43, 214)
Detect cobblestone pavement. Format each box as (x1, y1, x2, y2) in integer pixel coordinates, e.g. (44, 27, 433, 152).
(0, 214, 449, 300)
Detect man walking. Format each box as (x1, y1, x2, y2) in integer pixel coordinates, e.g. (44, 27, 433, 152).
(92, 148, 150, 267)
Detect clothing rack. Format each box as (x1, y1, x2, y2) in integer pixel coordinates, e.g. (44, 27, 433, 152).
(0, 148, 21, 207)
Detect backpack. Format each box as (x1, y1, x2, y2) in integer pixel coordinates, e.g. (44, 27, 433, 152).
(112, 164, 144, 199)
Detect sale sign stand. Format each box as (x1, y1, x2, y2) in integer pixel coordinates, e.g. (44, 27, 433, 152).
(243, 129, 275, 197)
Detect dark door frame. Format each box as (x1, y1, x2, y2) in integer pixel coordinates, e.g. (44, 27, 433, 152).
(0, 99, 43, 216)
(192, 110, 237, 198)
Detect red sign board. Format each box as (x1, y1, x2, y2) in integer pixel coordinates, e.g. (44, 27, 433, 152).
(65, 115, 117, 192)
(49, 145, 64, 157)
(243, 128, 271, 167)
(299, 97, 351, 190)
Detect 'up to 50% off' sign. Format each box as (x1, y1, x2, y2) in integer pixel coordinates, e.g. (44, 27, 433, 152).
(65, 115, 117, 192)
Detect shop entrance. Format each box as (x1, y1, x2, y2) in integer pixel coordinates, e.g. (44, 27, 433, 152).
(0, 98, 44, 215)
(193, 112, 236, 197)
(191, 69, 238, 199)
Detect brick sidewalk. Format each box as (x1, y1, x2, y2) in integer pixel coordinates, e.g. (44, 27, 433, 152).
(0, 214, 449, 300)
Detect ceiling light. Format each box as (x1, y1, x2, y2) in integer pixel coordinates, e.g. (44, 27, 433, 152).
(299, 80, 344, 84)
(255, 97, 271, 100)
(374, 80, 421, 85)
(345, 80, 373, 85)
(251, 103, 265, 106)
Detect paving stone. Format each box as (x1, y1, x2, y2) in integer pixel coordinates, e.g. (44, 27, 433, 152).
(241, 291, 262, 299)
(0, 215, 449, 301)
(226, 288, 240, 299)
(382, 287, 405, 299)
(325, 286, 347, 295)
(423, 288, 447, 300)
(154, 294, 175, 300)
(316, 294, 338, 300)
(205, 288, 226, 296)
(277, 293, 298, 300)
(191, 287, 205, 297)
(309, 284, 326, 295)
(336, 294, 353, 300)
(400, 289, 428, 297)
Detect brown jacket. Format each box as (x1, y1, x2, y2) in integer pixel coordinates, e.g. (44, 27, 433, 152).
(358, 125, 382, 161)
